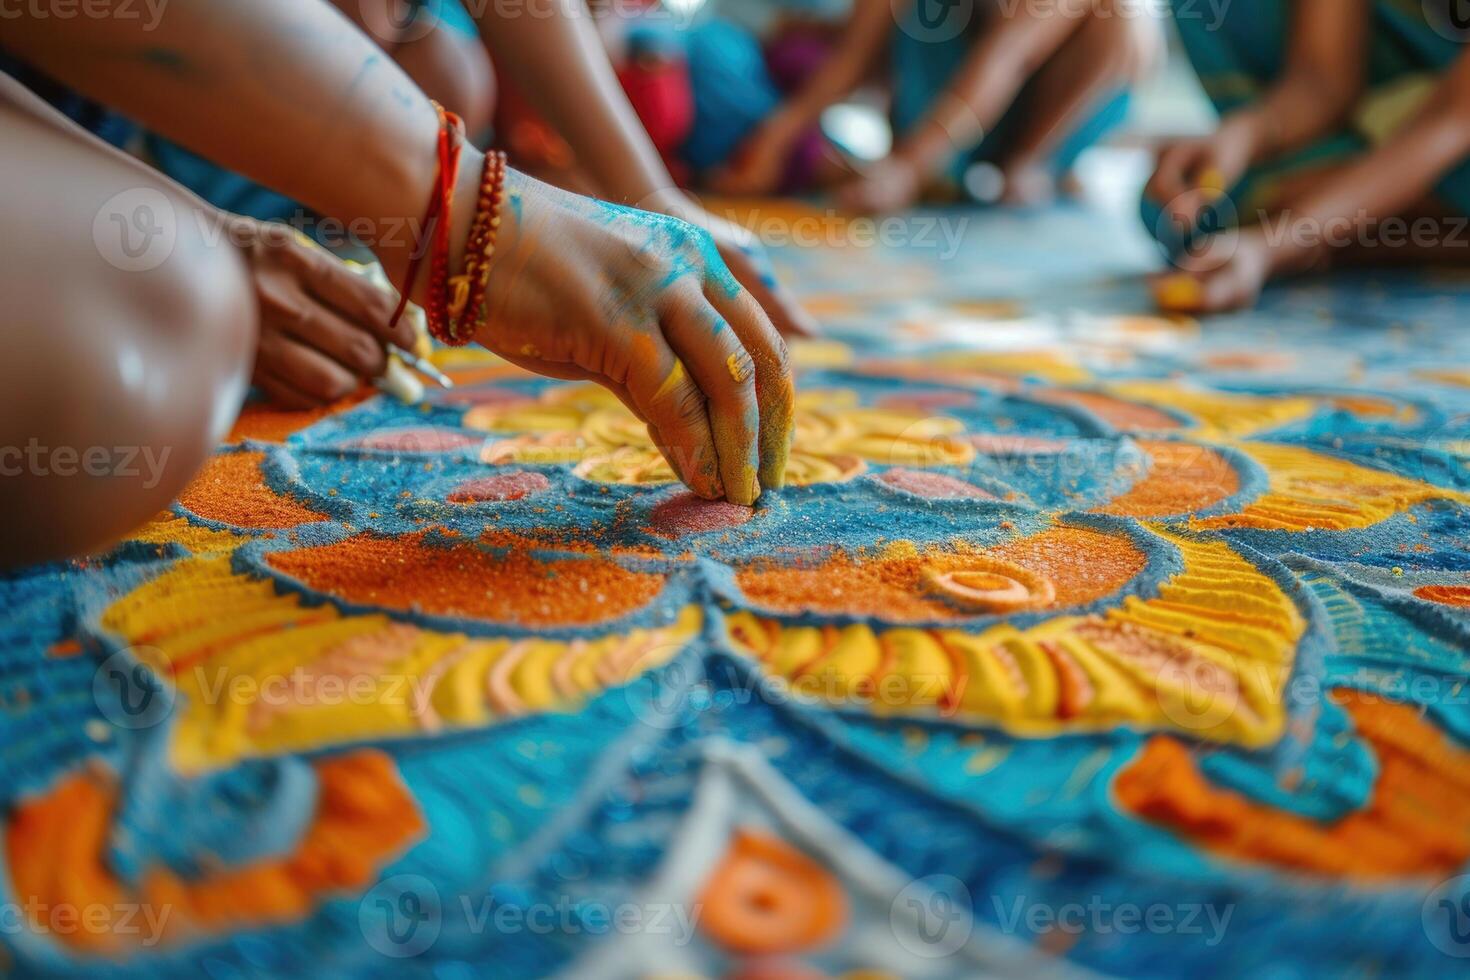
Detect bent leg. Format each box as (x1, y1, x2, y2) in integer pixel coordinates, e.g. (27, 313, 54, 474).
(392, 2, 497, 137)
(347, 0, 497, 136)
(991, 1, 1160, 200)
(0, 95, 255, 569)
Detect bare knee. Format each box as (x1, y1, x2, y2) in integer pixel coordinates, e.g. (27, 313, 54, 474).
(1089, 0, 1165, 82)
(0, 194, 255, 568)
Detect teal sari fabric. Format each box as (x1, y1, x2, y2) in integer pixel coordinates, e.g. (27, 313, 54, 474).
(1146, 0, 1470, 252)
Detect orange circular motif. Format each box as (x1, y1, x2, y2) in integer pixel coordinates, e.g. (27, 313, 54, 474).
(698, 829, 848, 956)
(924, 561, 1055, 613)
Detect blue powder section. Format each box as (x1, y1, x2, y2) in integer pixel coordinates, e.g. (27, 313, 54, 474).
(2, 206, 1470, 976)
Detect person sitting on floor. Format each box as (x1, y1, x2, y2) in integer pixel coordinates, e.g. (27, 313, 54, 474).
(1146, 0, 1470, 313)
(687, 0, 1159, 210)
(0, 0, 794, 569)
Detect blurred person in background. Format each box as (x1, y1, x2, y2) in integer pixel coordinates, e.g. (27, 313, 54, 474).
(1146, 0, 1470, 312)
(650, 0, 1161, 209)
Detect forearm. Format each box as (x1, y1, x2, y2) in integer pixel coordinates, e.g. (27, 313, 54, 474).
(3, 0, 445, 289)
(471, 0, 673, 205)
(1229, 73, 1362, 164)
(1236, 0, 1366, 163)
(767, 0, 892, 136)
(1270, 66, 1470, 240)
(0, 69, 229, 223)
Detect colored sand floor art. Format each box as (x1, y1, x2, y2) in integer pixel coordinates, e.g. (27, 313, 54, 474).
(5, 204, 1470, 978)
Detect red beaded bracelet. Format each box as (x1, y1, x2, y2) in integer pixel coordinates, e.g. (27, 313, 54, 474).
(445, 149, 508, 346)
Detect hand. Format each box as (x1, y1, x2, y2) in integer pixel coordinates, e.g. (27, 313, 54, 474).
(1145, 114, 1259, 231)
(648, 189, 819, 338)
(1151, 228, 1275, 314)
(707, 118, 799, 197)
(835, 156, 922, 214)
(478, 171, 795, 505)
(232, 217, 415, 407)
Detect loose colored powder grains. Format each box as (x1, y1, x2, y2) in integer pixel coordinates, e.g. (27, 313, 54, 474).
(1415, 584, 1470, 608)
(649, 492, 753, 537)
(970, 434, 1070, 454)
(986, 526, 1148, 606)
(266, 531, 663, 626)
(877, 468, 992, 499)
(1097, 441, 1240, 517)
(227, 392, 371, 443)
(735, 526, 1145, 620)
(349, 428, 483, 452)
(446, 471, 551, 504)
(176, 452, 327, 528)
(1034, 390, 1182, 431)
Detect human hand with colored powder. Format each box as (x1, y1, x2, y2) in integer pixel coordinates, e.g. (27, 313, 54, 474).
(475, 171, 795, 506)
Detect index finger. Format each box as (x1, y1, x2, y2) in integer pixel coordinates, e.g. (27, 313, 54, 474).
(702, 279, 795, 492)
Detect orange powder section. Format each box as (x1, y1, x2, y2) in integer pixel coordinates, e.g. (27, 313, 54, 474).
(176, 452, 328, 529)
(1415, 584, 1470, 608)
(1115, 695, 1470, 879)
(735, 526, 1147, 620)
(266, 531, 665, 626)
(5, 750, 421, 952)
(1033, 390, 1184, 432)
(984, 526, 1150, 608)
(1095, 442, 1241, 518)
(227, 392, 372, 443)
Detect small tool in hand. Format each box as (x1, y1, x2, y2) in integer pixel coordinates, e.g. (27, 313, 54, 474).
(390, 345, 454, 389)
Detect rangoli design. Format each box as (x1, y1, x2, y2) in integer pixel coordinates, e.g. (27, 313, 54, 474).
(3, 207, 1470, 977)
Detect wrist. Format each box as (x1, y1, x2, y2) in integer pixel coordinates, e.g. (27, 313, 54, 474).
(370, 143, 486, 310)
(476, 167, 529, 342)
